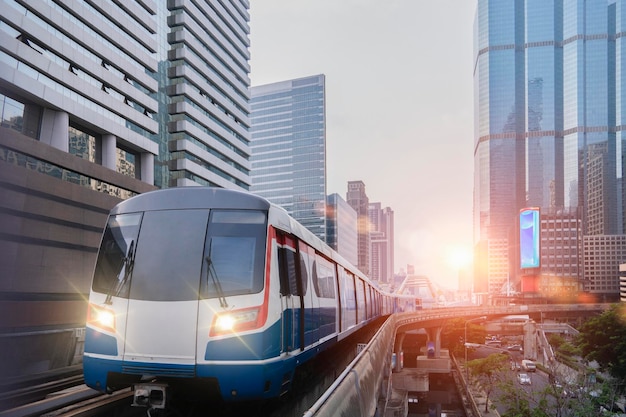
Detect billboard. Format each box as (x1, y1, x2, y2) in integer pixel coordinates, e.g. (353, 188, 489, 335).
(519, 208, 540, 269)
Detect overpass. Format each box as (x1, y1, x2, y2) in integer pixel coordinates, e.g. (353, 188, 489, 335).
(304, 303, 610, 417)
(395, 275, 439, 308)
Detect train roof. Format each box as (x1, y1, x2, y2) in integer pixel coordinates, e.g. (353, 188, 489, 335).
(110, 187, 271, 214)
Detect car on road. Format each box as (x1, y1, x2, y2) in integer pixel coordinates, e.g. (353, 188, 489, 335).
(507, 344, 523, 352)
(517, 373, 532, 385)
(521, 359, 537, 372)
(554, 383, 576, 398)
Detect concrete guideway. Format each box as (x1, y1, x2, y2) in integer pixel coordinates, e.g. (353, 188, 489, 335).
(305, 304, 607, 416)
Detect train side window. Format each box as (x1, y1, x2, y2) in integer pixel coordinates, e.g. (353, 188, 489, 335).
(278, 249, 297, 296)
(313, 254, 336, 299)
(298, 242, 310, 296)
(356, 279, 365, 323)
(339, 269, 356, 329)
(277, 233, 298, 296)
(365, 283, 372, 319)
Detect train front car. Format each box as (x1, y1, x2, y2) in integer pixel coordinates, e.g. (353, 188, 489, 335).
(83, 188, 286, 402)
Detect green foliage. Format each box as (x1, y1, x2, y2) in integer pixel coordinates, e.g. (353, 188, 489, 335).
(548, 333, 579, 357)
(440, 317, 466, 356)
(468, 353, 509, 412)
(441, 317, 487, 356)
(548, 333, 566, 350)
(576, 304, 626, 386)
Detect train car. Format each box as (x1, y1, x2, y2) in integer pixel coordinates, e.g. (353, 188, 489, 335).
(392, 293, 422, 313)
(83, 187, 392, 405)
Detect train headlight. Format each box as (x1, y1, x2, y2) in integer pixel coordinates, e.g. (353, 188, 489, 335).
(87, 303, 116, 333)
(210, 307, 260, 336)
(215, 314, 237, 331)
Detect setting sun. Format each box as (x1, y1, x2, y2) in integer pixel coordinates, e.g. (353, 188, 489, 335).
(446, 245, 473, 270)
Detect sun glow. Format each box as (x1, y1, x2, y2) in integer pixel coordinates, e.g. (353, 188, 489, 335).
(446, 245, 472, 270)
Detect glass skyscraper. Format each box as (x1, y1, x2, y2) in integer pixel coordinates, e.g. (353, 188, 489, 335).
(347, 180, 370, 276)
(327, 193, 358, 266)
(250, 74, 327, 241)
(368, 202, 395, 284)
(474, 0, 626, 296)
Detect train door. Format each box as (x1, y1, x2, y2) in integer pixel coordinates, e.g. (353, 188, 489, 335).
(355, 278, 366, 324)
(339, 269, 357, 332)
(121, 210, 208, 366)
(299, 242, 319, 346)
(313, 254, 337, 340)
(277, 233, 302, 352)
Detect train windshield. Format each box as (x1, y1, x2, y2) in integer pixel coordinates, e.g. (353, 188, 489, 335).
(92, 209, 267, 302)
(92, 213, 142, 299)
(201, 210, 267, 299)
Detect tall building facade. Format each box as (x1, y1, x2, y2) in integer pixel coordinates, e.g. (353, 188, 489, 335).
(474, 0, 626, 297)
(347, 180, 370, 276)
(368, 202, 395, 284)
(0, 0, 251, 377)
(327, 193, 358, 266)
(250, 75, 327, 241)
(163, 1, 252, 189)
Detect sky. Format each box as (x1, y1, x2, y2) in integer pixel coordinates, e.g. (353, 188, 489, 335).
(248, 1, 477, 290)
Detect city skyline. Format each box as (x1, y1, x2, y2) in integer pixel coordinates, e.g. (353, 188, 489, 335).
(249, 1, 476, 288)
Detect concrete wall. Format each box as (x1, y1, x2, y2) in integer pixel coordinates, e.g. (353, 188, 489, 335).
(0, 127, 156, 379)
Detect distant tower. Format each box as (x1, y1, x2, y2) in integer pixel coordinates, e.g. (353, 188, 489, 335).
(368, 202, 394, 284)
(347, 181, 370, 275)
(327, 193, 358, 266)
(250, 75, 327, 241)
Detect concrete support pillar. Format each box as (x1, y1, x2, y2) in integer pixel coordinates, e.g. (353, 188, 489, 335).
(140, 152, 154, 185)
(40, 109, 69, 152)
(101, 134, 117, 171)
(394, 332, 406, 372)
(523, 320, 538, 360)
(426, 326, 443, 358)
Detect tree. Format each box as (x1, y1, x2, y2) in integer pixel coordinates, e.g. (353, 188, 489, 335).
(576, 303, 626, 387)
(468, 353, 509, 412)
(441, 318, 465, 356)
(441, 317, 487, 356)
(497, 379, 536, 417)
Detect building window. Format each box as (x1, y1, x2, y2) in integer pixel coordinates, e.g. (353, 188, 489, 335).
(69, 126, 99, 163)
(0, 93, 40, 139)
(117, 146, 138, 178)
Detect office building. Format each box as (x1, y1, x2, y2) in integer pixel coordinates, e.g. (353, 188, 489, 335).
(250, 75, 327, 241)
(620, 263, 626, 302)
(164, 1, 251, 189)
(473, 0, 626, 297)
(327, 193, 358, 266)
(347, 180, 370, 276)
(0, 0, 251, 377)
(369, 202, 395, 284)
(582, 235, 626, 301)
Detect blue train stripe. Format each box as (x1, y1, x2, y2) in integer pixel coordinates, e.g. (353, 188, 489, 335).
(84, 327, 118, 356)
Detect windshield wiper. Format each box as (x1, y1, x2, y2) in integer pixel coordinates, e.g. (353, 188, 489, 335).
(105, 240, 136, 305)
(205, 240, 228, 308)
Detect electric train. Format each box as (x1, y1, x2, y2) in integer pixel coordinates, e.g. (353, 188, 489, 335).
(83, 187, 418, 402)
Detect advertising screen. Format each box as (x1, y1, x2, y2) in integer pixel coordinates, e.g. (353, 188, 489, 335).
(519, 208, 540, 269)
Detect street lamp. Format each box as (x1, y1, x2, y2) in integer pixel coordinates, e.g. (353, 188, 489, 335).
(464, 316, 487, 382)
